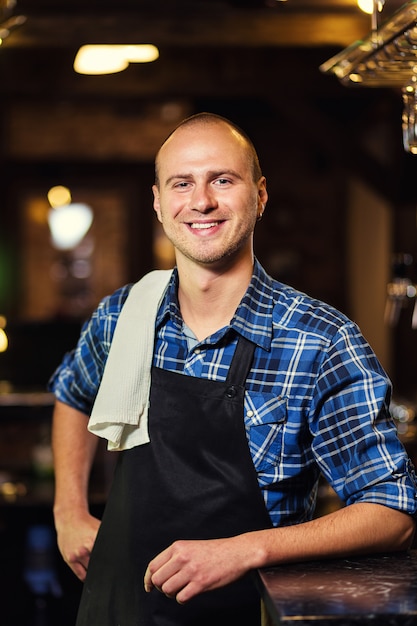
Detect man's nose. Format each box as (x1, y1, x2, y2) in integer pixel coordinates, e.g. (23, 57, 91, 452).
(191, 185, 217, 212)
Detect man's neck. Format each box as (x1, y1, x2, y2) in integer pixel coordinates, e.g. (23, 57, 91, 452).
(176, 256, 254, 342)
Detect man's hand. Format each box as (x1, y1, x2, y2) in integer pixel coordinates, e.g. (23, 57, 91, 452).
(143, 505, 416, 605)
(55, 511, 101, 581)
(144, 536, 255, 604)
(52, 400, 101, 581)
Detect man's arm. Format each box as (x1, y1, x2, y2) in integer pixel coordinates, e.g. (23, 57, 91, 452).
(144, 503, 415, 603)
(52, 398, 101, 581)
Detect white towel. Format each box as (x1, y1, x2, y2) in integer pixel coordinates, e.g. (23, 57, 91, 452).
(88, 269, 173, 451)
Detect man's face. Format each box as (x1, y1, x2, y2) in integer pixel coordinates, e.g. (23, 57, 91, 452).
(152, 122, 267, 270)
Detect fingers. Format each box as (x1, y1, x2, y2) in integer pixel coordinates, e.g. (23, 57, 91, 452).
(154, 568, 192, 601)
(66, 545, 91, 581)
(144, 543, 191, 602)
(70, 560, 88, 582)
(144, 563, 196, 604)
(144, 536, 251, 604)
(56, 514, 101, 582)
(143, 565, 154, 593)
(143, 540, 221, 604)
(144, 546, 175, 594)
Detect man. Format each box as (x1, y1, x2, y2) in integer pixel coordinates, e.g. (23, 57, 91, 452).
(50, 112, 417, 626)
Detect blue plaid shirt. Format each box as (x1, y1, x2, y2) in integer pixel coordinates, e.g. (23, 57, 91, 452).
(49, 259, 417, 527)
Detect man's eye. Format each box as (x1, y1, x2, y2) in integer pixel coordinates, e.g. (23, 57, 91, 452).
(215, 178, 230, 186)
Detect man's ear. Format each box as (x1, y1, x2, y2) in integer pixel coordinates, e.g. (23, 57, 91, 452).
(152, 185, 162, 223)
(257, 177, 268, 219)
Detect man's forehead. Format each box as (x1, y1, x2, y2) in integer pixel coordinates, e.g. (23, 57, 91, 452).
(166, 120, 242, 147)
(159, 123, 247, 163)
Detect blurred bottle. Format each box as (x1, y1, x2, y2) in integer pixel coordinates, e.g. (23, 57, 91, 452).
(31, 424, 54, 480)
(23, 525, 62, 626)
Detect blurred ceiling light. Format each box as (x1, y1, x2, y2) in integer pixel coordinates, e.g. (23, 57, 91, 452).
(48, 185, 72, 208)
(357, 0, 375, 14)
(0, 329, 7, 352)
(0, 316, 7, 353)
(48, 203, 93, 250)
(73, 44, 159, 75)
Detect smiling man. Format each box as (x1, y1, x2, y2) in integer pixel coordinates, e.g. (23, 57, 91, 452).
(153, 117, 266, 269)
(50, 113, 417, 626)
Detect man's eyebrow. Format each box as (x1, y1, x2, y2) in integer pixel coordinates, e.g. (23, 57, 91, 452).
(164, 169, 243, 186)
(210, 169, 243, 180)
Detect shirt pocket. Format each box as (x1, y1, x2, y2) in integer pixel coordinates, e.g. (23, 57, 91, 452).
(245, 393, 288, 472)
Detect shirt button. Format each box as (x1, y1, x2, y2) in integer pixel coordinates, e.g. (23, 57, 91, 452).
(246, 410, 254, 418)
(194, 348, 200, 354)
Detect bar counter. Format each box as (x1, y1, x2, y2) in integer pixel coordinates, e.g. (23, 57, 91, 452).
(258, 550, 417, 626)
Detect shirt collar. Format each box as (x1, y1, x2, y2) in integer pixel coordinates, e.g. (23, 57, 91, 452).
(156, 259, 274, 351)
(155, 267, 181, 330)
(231, 259, 274, 351)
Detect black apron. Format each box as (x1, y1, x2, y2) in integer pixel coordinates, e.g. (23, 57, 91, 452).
(76, 336, 272, 626)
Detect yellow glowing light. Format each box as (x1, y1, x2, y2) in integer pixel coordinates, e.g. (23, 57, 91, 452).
(73, 44, 159, 75)
(357, 0, 386, 14)
(48, 203, 93, 250)
(123, 45, 160, 63)
(26, 198, 49, 225)
(357, 0, 374, 14)
(0, 328, 8, 353)
(48, 185, 72, 208)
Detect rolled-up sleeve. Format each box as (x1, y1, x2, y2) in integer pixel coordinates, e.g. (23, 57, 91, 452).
(311, 322, 417, 517)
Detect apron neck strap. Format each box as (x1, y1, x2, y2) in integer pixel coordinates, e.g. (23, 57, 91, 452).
(226, 335, 256, 386)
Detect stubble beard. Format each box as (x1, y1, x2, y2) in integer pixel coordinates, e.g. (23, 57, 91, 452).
(165, 216, 257, 267)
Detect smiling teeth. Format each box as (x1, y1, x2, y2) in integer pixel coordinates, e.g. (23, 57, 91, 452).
(190, 222, 218, 229)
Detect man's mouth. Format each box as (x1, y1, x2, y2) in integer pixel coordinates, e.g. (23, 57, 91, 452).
(190, 222, 219, 230)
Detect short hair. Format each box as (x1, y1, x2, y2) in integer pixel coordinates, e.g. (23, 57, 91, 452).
(154, 112, 262, 187)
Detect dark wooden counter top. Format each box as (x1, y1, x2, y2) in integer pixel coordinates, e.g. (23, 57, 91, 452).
(257, 550, 417, 625)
